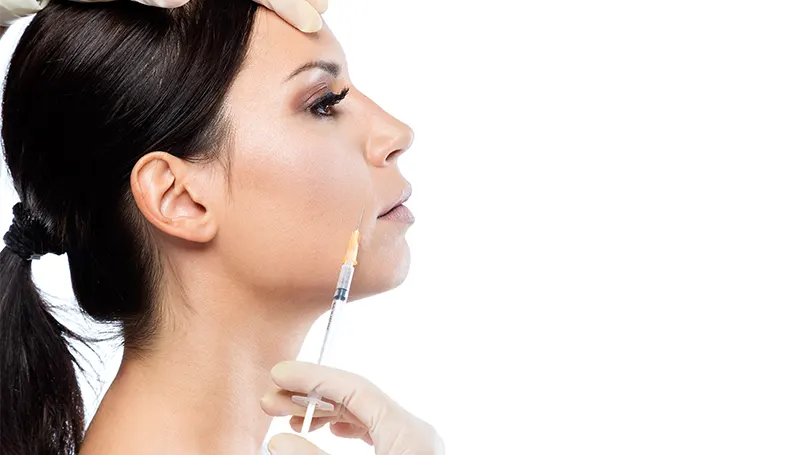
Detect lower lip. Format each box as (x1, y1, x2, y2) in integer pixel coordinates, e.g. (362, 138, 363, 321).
(378, 204, 415, 223)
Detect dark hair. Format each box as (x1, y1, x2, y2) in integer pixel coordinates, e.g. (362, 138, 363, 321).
(0, 0, 258, 453)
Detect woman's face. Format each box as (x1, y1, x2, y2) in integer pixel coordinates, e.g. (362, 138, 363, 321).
(209, 9, 415, 304)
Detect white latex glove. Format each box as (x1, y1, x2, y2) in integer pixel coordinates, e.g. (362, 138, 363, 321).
(130, 0, 327, 32)
(261, 361, 445, 455)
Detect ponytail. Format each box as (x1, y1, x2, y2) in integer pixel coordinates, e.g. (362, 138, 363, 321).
(0, 247, 85, 455)
(0, 0, 262, 451)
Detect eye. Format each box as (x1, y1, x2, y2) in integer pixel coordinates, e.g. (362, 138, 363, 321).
(309, 87, 350, 118)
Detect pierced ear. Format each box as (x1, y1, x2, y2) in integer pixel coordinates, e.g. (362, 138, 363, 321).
(130, 152, 218, 243)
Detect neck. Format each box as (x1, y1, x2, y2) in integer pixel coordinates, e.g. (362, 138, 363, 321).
(82, 262, 325, 455)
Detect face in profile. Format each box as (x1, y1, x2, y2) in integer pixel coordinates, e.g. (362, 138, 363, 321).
(180, 9, 416, 306)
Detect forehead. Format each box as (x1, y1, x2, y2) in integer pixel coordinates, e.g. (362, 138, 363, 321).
(241, 8, 347, 84)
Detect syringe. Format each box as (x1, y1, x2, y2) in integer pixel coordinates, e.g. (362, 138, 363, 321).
(290, 207, 364, 436)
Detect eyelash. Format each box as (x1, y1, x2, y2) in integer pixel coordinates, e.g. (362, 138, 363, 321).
(309, 87, 350, 118)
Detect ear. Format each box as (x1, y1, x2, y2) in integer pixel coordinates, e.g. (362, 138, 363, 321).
(130, 152, 218, 243)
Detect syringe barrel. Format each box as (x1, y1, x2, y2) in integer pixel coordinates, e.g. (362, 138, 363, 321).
(334, 262, 355, 299)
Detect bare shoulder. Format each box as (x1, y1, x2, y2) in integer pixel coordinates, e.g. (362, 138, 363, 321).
(79, 407, 195, 455)
(80, 430, 198, 455)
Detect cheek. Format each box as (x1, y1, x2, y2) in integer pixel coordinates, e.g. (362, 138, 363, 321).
(221, 124, 369, 294)
(237, 116, 365, 205)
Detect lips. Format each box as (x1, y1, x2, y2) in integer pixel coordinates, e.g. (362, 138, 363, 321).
(378, 184, 413, 218)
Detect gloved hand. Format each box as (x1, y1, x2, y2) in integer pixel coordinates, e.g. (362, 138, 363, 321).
(261, 361, 445, 455)
(70, 0, 328, 32)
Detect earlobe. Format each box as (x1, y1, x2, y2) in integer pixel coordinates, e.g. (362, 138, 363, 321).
(130, 152, 218, 244)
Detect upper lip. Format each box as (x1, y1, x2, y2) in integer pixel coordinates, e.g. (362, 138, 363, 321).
(378, 184, 412, 218)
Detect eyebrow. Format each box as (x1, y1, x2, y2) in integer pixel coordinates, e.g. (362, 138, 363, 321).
(285, 60, 341, 83)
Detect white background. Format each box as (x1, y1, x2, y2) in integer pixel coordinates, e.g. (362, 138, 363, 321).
(2, 1, 809, 454)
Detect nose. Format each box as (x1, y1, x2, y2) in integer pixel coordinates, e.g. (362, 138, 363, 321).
(364, 102, 415, 167)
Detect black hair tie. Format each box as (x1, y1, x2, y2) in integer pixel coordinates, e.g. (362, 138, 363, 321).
(2, 203, 64, 261)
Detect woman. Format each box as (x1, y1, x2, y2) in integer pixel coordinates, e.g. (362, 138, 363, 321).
(0, 0, 442, 453)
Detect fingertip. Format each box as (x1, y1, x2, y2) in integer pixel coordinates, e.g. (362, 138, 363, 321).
(267, 433, 314, 455)
(298, 13, 323, 33)
(270, 360, 297, 381)
(267, 433, 291, 455)
(260, 393, 274, 413)
(289, 416, 302, 432)
(271, 360, 321, 384)
(265, 0, 323, 34)
(309, 0, 328, 14)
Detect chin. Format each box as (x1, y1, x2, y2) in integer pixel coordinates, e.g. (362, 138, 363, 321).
(348, 244, 411, 302)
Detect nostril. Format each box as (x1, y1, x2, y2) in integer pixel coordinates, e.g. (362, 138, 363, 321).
(385, 149, 405, 164)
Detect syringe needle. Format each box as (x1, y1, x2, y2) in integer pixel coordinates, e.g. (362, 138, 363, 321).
(356, 206, 365, 230)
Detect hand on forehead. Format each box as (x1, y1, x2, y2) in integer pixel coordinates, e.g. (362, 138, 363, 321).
(89, 0, 329, 33)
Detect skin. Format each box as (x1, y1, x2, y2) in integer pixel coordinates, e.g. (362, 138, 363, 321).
(79, 8, 414, 455)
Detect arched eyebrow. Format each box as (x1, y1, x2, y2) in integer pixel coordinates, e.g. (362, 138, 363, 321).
(285, 60, 341, 83)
